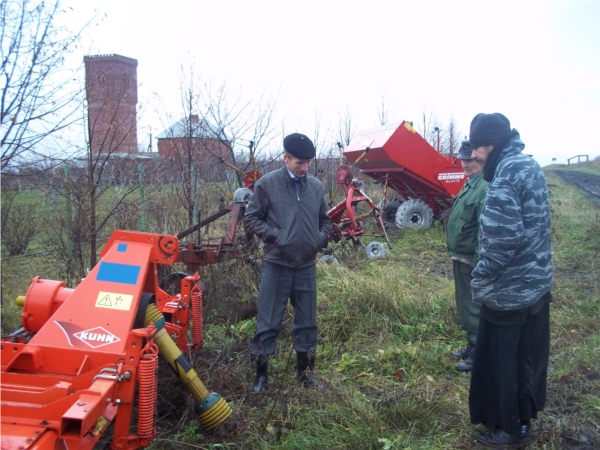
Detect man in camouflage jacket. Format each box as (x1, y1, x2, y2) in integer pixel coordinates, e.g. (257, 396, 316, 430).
(470, 128, 553, 309)
(467, 113, 553, 448)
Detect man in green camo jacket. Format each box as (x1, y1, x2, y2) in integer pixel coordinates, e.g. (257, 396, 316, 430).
(446, 140, 487, 373)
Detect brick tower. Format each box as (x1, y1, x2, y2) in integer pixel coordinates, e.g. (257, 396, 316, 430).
(84, 54, 138, 154)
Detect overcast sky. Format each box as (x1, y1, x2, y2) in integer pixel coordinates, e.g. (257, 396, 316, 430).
(70, 0, 600, 167)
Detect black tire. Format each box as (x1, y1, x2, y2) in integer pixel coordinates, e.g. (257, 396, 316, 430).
(376, 198, 402, 224)
(395, 199, 434, 228)
(160, 271, 192, 295)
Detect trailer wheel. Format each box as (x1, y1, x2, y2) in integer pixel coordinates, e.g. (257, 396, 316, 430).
(366, 241, 386, 258)
(395, 199, 434, 228)
(376, 198, 402, 224)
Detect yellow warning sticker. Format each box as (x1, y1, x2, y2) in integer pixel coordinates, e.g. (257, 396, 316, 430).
(95, 291, 133, 311)
(92, 415, 109, 436)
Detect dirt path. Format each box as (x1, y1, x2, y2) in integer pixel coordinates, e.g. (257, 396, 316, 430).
(553, 170, 600, 204)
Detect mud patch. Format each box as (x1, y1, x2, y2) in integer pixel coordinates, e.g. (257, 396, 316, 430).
(554, 170, 600, 205)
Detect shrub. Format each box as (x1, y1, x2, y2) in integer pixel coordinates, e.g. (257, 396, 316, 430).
(1, 192, 38, 256)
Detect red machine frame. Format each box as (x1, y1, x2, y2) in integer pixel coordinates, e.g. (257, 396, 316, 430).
(1, 231, 230, 450)
(326, 164, 390, 249)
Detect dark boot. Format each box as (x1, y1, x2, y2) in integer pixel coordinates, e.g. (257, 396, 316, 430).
(455, 356, 474, 372)
(253, 354, 268, 392)
(452, 341, 475, 360)
(455, 344, 475, 372)
(296, 351, 324, 389)
(476, 425, 532, 447)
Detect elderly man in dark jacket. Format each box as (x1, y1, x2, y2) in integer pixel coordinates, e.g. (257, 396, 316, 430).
(243, 133, 331, 392)
(446, 140, 487, 372)
(468, 113, 553, 447)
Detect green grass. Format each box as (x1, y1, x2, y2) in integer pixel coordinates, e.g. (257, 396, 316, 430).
(2, 165, 599, 449)
(200, 167, 598, 450)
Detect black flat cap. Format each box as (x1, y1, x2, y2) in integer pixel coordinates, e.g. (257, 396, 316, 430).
(469, 113, 511, 148)
(457, 140, 472, 160)
(283, 133, 315, 159)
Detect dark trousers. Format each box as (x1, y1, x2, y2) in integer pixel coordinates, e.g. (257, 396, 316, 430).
(469, 303, 550, 435)
(453, 260, 481, 345)
(250, 261, 318, 356)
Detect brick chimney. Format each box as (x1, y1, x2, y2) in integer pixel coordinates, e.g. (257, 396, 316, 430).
(84, 54, 138, 154)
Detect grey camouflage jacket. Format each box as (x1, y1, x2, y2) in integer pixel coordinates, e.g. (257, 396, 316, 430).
(471, 135, 554, 310)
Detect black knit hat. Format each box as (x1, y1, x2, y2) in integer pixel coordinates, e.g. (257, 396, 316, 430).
(457, 140, 472, 160)
(469, 113, 511, 148)
(283, 133, 315, 159)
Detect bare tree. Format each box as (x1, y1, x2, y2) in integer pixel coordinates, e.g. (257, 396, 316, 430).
(312, 111, 324, 156)
(416, 103, 441, 150)
(338, 106, 358, 147)
(155, 66, 281, 235)
(376, 95, 390, 126)
(441, 116, 462, 157)
(199, 78, 281, 184)
(41, 90, 163, 278)
(311, 111, 337, 177)
(1, 0, 94, 172)
(155, 67, 220, 230)
(313, 111, 338, 160)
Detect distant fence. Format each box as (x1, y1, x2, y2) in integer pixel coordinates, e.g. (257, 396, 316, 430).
(567, 155, 589, 165)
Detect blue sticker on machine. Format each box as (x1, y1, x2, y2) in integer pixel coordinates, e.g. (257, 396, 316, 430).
(117, 243, 128, 252)
(96, 262, 140, 285)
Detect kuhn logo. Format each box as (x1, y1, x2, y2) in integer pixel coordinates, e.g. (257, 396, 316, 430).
(73, 327, 121, 348)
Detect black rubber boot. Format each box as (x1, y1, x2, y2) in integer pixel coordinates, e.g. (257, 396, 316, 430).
(297, 351, 324, 389)
(253, 354, 268, 392)
(452, 341, 475, 360)
(455, 344, 475, 372)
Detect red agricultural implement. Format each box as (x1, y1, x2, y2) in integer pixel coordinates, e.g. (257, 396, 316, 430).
(325, 164, 390, 258)
(345, 121, 467, 228)
(1, 231, 231, 450)
(168, 154, 261, 275)
(172, 151, 391, 268)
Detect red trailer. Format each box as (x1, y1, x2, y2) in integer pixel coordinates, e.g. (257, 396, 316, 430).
(344, 121, 466, 228)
